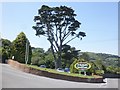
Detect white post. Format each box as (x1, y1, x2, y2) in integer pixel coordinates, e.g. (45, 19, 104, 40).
(25, 39, 29, 64)
(84, 71, 87, 76)
(25, 40, 27, 64)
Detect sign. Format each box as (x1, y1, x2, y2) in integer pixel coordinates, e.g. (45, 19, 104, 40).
(74, 62, 91, 70)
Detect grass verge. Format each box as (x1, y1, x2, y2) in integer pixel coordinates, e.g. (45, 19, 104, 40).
(26, 65, 103, 79)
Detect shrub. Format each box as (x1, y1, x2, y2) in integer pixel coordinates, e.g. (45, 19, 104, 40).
(86, 62, 96, 75)
(70, 59, 79, 73)
(95, 70, 104, 76)
(106, 66, 120, 74)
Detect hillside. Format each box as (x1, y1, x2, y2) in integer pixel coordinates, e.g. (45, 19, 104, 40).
(81, 52, 120, 67)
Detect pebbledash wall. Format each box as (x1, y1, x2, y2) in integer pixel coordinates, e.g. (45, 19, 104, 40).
(7, 59, 104, 83)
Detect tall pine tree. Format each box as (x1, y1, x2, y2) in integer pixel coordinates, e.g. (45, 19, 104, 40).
(12, 32, 32, 64)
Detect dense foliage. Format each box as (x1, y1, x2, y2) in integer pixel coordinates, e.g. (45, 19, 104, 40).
(12, 32, 32, 64)
(31, 48, 46, 66)
(1, 36, 119, 75)
(31, 46, 80, 69)
(81, 52, 120, 74)
(61, 45, 80, 68)
(1, 39, 12, 63)
(31, 48, 120, 75)
(1, 32, 32, 64)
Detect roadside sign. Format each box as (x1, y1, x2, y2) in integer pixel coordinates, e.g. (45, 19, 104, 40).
(74, 62, 91, 70)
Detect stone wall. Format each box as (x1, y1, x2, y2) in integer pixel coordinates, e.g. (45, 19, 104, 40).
(7, 59, 104, 83)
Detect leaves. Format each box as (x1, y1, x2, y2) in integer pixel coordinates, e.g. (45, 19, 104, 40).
(33, 5, 86, 68)
(34, 16, 41, 22)
(78, 32, 86, 37)
(12, 32, 32, 64)
(1, 39, 12, 63)
(71, 32, 76, 36)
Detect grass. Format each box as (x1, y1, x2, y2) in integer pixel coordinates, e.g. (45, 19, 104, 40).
(26, 65, 103, 79)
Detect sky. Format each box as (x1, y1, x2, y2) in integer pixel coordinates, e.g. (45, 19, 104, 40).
(1, 2, 118, 55)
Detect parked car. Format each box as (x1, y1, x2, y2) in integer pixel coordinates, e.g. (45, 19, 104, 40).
(64, 68, 70, 73)
(56, 68, 64, 72)
(39, 65, 46, 68)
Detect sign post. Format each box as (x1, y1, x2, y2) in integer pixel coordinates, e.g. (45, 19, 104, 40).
(74, 62, 91, 76)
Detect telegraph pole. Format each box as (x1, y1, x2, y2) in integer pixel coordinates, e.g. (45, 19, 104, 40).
(25, 39, 29, 64)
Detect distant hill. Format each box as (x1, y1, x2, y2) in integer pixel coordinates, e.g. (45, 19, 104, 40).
(81, 52, 120, 67)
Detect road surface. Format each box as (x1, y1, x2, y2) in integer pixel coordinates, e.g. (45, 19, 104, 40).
(2, 64, 119, 88)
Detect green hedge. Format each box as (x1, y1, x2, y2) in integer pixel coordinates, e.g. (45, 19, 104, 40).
(95, 70, 104, 76)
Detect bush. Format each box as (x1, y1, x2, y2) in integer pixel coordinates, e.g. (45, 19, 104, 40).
(31, 57, 41, 65)
(2, 49, 8, 63)
(95, 70, 104, 75)
(70, 59, 79, 73)
(115, 67, 120, 74)
(86, 62, 96, 75)
(1, 39, 12, 63)
(106, 66, 120, 74)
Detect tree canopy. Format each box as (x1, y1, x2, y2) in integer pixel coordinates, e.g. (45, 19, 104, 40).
(12, 32, 32, 64)
(33, 5, 86, 68)
(1, 39, 12, 63)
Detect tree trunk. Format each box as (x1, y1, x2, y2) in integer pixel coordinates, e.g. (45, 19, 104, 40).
(57, 42, 62, 68)
(57, 29, 62, 68)
(57, 55, 62, 68)
(50, 45, 58, 69)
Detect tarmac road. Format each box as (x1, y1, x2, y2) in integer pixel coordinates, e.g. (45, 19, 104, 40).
(2, 64, 119, 88)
